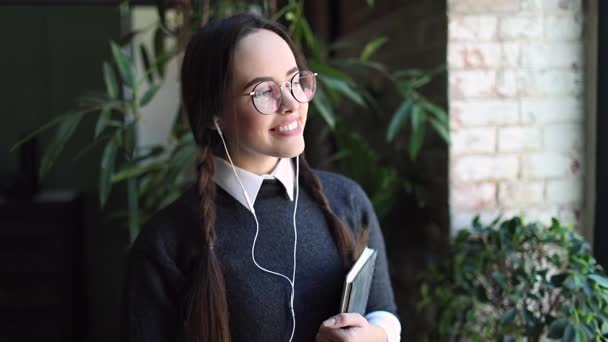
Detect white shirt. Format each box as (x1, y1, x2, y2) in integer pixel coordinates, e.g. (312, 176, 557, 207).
(212, 156, 402, 341)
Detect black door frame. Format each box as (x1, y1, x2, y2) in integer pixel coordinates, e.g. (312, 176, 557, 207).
(594, 0, 608, 268)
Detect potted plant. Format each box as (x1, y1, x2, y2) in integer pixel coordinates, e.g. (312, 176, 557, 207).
(418, 216, 608, 341)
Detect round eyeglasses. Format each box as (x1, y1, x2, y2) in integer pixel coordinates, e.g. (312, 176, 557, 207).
(245, 70, 317, 115)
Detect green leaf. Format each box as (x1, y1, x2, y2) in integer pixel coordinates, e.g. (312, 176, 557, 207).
(99, 133, 118, 207)
(409, 74, 432, 88)
(429, 116, 450, 143)
(564, 323, 575, 342)
(156, 0, 167, 26)
(111, 162, 164, 183)
(366, 0, 375, 7)
(39, 111, 85, 178)
(319, 75, 367, 108)
(386, 97, 413, 142)
(311, 86, 335, 128)
(110, 41, 135, 89)
(589, 274, 608, 288)
(139, 84, 161, 107)
(95, 105, 112, 138)
(501, 307, 517, 326)
(311, 62, 354, 82)
(139, 44, 154, 83)
(421, 101, 449, 126)
(360, 37, 388, 61)
(295, 15, 321, 62)
(103, 62, 119, 99)
(409, 105, 426, 160)
(153, 27, 167, 78)
(548, 318, 569, 338)
(10, 111, 79, 152)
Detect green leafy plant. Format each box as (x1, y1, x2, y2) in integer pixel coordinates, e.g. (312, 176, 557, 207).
(10, 0, 448, 242)
(418, 216, 608, 341)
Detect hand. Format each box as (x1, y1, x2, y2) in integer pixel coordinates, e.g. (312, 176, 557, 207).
(315, 313, 387, 342)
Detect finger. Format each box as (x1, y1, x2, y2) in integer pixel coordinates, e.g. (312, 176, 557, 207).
(322, 313, 367, 329)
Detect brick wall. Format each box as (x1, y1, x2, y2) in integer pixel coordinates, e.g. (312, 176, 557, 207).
(447, 0, 587, 232)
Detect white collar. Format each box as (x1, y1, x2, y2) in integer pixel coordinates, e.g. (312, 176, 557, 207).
(212, 156, 295, 212)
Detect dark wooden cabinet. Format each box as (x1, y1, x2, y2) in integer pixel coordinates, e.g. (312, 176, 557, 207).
(0, 192, 86, 342)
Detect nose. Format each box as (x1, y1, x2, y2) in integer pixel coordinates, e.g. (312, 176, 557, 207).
(277, 81, 299, 114)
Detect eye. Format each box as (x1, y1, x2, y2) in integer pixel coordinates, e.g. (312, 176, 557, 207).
(253, 88, 272, 98)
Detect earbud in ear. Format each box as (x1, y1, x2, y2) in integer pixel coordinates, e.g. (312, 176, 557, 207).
(210, 116, 220, 131)
(213, 116, 222, 134)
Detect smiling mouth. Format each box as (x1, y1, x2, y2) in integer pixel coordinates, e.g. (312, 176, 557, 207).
(272, 121, 299, 133)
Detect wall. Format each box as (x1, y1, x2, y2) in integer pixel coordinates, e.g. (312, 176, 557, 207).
(0, 5, 125, 342)
(448, 0, 588, 233)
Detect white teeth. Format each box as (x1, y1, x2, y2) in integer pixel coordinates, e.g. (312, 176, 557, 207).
(277, 121, 298, 133)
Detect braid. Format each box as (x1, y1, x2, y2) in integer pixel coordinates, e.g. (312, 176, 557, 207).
(298, 155, 368, 266)
(196, 143, 217, 246)
(184, 137, 231, 342)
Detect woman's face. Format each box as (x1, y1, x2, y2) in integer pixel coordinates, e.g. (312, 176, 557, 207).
(219, 29, 308, 175)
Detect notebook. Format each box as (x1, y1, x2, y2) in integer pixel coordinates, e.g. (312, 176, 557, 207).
(339, 247, 377, 315)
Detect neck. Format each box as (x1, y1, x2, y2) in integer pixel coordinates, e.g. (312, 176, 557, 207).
(227, 154, 280, 175)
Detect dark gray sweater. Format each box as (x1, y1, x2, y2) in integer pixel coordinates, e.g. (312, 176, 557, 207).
(121, 170, 397, 342)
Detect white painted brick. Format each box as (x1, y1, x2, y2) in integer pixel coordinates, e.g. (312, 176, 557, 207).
(448, 42, 521, 69)
(546, 178, 583, 204)
(545, 15, 583, 40)
(449, 16, 498, 41)
(522, 152, 574, 178)
(557, 206, 582, 226)
(496, 70, 522, 97)
(449, 70, 496, 98)
(520, 69, 583, 96)
(498, 126, 542, 152)
(521, 0, 582, 13)
(451, 182, 497, 210)
(521, 42, 583, 69)
(502, 42, 521, 67)
(498, 181, 544, 207)
(452, 155, 519, 182)
(521, 97, 583, 124)
(499, 16, 543, 40)
(448, 43, 501, 68)
(543, 123, 583, 152)
(450, 99, 519, 128)
(448, 0, 519, 13)
(543, 0, 582, 12)
(450, 208, 500, 235)
(451, 127, 496, 154)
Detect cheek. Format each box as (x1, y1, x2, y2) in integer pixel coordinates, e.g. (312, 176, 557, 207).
(300, 103, 309, 126)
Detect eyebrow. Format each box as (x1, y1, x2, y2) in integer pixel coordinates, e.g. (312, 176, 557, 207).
(242, 66, 300, 91)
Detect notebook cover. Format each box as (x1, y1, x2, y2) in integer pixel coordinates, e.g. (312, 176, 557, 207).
(339, 248, 377, 315)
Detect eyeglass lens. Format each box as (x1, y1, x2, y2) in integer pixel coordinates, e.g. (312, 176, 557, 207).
(251, 70, 316, 114)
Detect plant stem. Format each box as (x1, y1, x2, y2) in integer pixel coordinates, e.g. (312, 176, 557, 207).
(127, 176, 140, 243)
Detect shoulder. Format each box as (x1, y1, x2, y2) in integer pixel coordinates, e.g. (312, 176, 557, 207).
(313, 170, 370, 204)
(311, 169, 375, 225)
(130, 185, 198, 261)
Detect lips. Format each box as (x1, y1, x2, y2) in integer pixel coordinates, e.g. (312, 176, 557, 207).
(270, 118, 300, 132)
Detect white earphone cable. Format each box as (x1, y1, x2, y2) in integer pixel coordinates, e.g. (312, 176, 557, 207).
(214, 118, 298, 342)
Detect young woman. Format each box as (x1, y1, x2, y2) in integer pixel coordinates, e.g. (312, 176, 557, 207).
(121, 13, 401, 342)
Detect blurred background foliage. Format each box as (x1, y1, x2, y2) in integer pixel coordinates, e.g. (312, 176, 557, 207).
(11, 0, 449, 240)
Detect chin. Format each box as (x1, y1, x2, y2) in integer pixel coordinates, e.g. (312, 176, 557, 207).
(276, 142, 305, 159)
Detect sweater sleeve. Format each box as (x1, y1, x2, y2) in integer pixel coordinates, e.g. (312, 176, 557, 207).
(120, 217, 187, 342)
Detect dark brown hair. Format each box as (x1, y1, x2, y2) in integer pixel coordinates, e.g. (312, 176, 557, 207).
(180, 13, 364, 342)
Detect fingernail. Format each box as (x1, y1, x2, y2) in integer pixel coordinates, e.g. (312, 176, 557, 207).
(322, 317, 336, 327)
